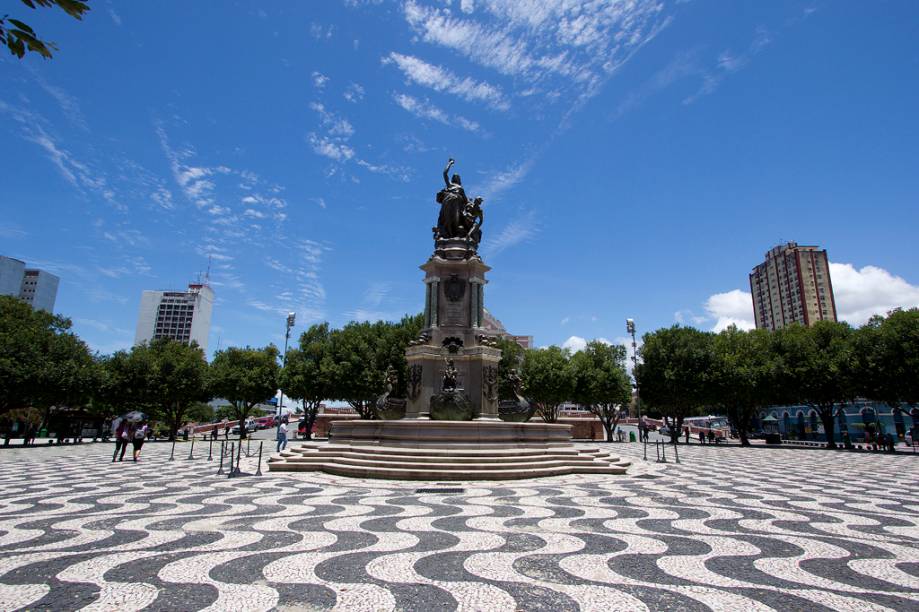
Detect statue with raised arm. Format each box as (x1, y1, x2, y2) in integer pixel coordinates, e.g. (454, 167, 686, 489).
(435, 158, 469, 239)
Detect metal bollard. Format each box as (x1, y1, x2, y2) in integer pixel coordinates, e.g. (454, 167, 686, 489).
(246, 437, 252, 457)
(255, 441, 263, 476)
(655, 440, 660, 462)
(207, 438, 213, 461)
(168, 438, 176, 461)
(661, 441, 668, 463)
(187, 436, 195, 460)
(673, 440, 680, 464)
(217, 441, 225, 475)
(643, 437, 648, 461)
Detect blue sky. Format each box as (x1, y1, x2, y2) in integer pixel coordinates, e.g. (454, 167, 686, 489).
(2, 0, 918, 357)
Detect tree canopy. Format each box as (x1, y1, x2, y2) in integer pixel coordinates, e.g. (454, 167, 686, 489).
(280, 323, 333, 439)
(571, 340, 631, 441)
(771, 321, 856, 448)
(208, 345, 279, 439)
(0, 295, 94, 416)
(635, 326, 714, 442)
(709, 326, 776, 446)
(324, 315, 423, 419)
(521, 345, 574, 423)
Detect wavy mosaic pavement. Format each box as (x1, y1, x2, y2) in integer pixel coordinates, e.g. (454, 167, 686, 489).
(0, 441, 917, 611)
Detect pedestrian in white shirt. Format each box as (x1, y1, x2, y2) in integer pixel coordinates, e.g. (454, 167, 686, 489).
(276, 419, 289, 453)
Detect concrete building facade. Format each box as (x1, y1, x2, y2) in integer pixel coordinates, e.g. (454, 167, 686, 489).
(0, 255, 59, 312)
(0, 256, 26, 298)
(19, 269, 60, 312)
(134, 282, 214, 352)
(749, 242, 837, 331)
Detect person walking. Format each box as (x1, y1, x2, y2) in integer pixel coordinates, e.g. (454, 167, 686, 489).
(699, 430, 705, 445)
(223, 419, 230, 440)
(684, 427, 690, 444)
(277, 418, 289, 453)
(131, 421, 149, 462)
(112, 419, 129, 462)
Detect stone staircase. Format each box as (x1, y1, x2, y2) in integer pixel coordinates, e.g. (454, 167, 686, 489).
(268, 442, 631, 480)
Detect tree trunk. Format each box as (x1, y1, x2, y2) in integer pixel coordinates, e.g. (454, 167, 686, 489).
(818, 405, 836, 449)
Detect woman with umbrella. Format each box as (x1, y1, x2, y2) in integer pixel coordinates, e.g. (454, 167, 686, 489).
(120, 411, 149, 462)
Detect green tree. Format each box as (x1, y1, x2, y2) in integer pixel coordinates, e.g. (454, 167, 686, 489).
(208, 345, 279, 439)
(635, 326, 714, 443)
(772, 321, 856, 449)
(186, 401, 215, 424)
(494, 335, 524, 400)
(709, 326, 776, 446)
(855, 308, 919, 410)
(571, 341, 632, 442)
(281, 323, 333, 439)
(0, 295, 94, 417)
(1, 0, 90, 59)
(521, 346, 574, 423)
(143, 339, 210, 440)
(325, 315, 422, 419)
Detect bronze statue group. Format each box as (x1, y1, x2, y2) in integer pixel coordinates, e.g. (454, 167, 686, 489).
(434, 158, 484, 248)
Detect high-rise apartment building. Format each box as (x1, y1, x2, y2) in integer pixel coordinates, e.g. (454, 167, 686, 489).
(134, 282, 214, 352)
(749, 242, 837, 331)
(0, 255, 60, 312)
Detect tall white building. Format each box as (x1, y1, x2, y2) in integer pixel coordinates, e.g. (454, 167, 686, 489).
(0, 255, 60, 312)
(134, 282, 214, 352)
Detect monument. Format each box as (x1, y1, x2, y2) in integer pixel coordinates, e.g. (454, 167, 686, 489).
(269, 159, 630, 479)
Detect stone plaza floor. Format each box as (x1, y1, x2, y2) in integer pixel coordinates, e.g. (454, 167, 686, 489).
(0, 439, 917, 611)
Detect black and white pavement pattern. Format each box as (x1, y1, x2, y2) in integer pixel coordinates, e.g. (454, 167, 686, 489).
(0, 440, 917, 611)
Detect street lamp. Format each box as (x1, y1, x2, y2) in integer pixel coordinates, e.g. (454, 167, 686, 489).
(277, 312, 295, 438)
(626, 319, 641, 422)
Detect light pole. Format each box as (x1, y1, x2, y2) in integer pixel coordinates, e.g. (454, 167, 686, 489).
(277, 312, 295, 441)
(626, 319, 641, 423)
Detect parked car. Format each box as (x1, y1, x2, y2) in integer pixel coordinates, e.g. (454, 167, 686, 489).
(231, 420, 257, 435)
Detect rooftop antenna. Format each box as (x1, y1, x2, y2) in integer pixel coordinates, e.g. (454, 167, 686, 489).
(204, 255, 212, 286)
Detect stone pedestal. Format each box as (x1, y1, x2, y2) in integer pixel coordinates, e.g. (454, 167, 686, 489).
(405, 240, 501, 421)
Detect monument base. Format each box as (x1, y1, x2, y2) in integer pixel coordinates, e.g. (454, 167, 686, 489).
(268, 419, 631, 480)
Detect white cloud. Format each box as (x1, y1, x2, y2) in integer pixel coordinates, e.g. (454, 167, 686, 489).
(481, 158, 534, 199)
(309, 102, 354, 137)
(309, 23, 334, 40)
(383, 52, 509, 110)
(561, 335, 613, 353)
(829, 262, 919, 325)
(312, 71, 330, 89)
(480, 210, 539, 258)
(704, 289, 756, 332)
(343, 82, 365, 103)
(698, 262, 919, 332)
(392, 93, 480, 133)
(684, 27, 771, 105)
(308, 133, 354, 161)
(363, 281, 390, 307)
(402, 0, 667, 93)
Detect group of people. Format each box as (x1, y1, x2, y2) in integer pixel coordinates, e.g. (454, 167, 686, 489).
(111, 419, 149, 462)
